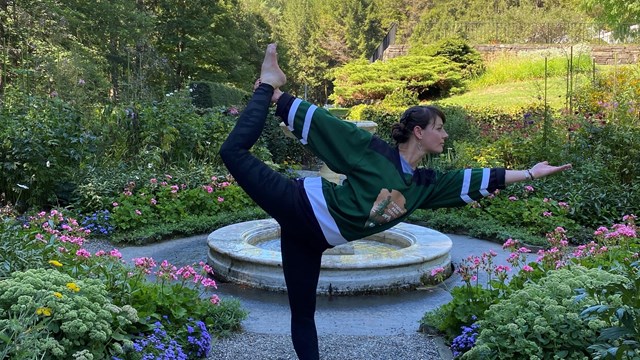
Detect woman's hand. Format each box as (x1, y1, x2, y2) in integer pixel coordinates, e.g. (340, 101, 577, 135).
(505, 162, 572, 184)
(254, 78, 283, 104)
(530, 161, 573, 179)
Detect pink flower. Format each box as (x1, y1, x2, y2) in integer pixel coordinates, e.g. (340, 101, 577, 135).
(431, 267, 445, 276)
(171, 185, 179, 193)
(151, 198, 157, 205)
(95, 250, 106, 256)
(165, 174, 173, 179)
(203, 185, 213, 193)
(508, 196, 518, 201)
(227, 106, 239, 116)
(112, 202, 119, 207)
(518, 247, 531, 253)
(109, 249, 122, 259)
(524, 185, 534, 192)
(502, 238, 518, 249)
(201, 278, 217, 288)
(134, 257, 157, 274)
(543, 211, 552, 217)
(522, 265, 534, 272)
(217, 197, 224, 203)
(75, 249, 91, 258)
(210, 294, 220, 305)
(199, 261, 214, 274)
(177, 265, 197, 280)
(135, 209, 142, 215)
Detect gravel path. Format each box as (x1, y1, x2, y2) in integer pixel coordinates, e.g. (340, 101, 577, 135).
(209, 332, 450, 360)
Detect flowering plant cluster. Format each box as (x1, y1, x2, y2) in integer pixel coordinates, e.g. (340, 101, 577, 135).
(465, 184, 578, 238)
(109, 173, 253, 232)
(423, 214, 639, 358)
(116, 317, 211, 360)
(80, 209, 114, 237)
(0, 268, 137, 359)
(1, 209, 245, 359)
(450, 319, 479, 358)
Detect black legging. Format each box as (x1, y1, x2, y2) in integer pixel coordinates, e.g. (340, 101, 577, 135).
(219, 83, 329, 360)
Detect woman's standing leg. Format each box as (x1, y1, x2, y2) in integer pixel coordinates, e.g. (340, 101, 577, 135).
(280, 225, 324, 360)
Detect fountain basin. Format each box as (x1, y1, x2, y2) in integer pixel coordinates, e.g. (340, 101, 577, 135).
(207, 219, 453, 295)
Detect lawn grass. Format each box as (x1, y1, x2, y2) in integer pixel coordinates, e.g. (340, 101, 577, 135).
(437, 51, 599, 110)
(437, 76, 591, 110)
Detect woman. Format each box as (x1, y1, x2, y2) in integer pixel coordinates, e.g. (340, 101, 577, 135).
(219, 44, 571, 360)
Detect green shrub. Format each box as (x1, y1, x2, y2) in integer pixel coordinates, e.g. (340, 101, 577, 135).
(0, 216, 46, 277)
(0, 89, 96, 209)
(0, 268, 137, 359)
(109, 207, 267, 245)
(463, 266, 630, 359)
(580, 259, 640, 359)
(410, 37, 485, 79)
(189, 81, 250, 108)
(330, 55, 464, 106)
(93, 89, 240, 170)
(0, 291, 52, 359)
(381, 87, 419, 107)
(408, 209, 546, 246)
(260, 109, 318, 168)
(468, 184, 579, 238)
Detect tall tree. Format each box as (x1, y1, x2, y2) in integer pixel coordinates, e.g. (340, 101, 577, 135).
(581, 0, 640, 34)
(60, 0, 153, 102)
(151, 0, 269, 90)
(0, 0, 73, 96)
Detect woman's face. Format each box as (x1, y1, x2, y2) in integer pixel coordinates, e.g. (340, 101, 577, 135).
(417, 116, 448, 154)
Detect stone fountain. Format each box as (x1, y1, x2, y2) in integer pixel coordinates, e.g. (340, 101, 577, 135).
(207, 118, 453, 295)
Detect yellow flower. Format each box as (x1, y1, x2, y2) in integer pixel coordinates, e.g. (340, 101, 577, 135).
(66, 282, 80, 292)
(53, 292, 63, 298)
(36, 307, 52, 316)
(48, 260, 63, 267)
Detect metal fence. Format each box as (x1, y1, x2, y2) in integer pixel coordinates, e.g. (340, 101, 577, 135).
(370, 22, 397, 62)
(417, 22, 640, 45)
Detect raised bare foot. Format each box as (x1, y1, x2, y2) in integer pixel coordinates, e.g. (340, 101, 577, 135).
(260, 43, 286, 89)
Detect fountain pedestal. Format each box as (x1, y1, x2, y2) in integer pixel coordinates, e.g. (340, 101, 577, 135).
(280, 119, 378, 184)
(207, 219, 452, 295)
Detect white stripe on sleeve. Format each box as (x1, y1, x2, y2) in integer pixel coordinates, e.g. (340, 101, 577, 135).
(480, 168, 491, 197)
(300, 105, 317, 145)
(287, 98, 303, 132)
(460, 169, 473, 203)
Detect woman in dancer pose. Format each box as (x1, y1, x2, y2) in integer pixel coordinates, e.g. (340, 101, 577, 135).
(219, 43, 572, 360)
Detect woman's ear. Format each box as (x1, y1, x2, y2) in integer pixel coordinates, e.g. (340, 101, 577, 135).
(413, 125, 423, 139)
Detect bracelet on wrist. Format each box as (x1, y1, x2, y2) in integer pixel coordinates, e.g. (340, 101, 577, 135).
(525, 169, 535, 180)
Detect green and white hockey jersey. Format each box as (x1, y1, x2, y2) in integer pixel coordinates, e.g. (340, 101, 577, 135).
(275, 94, 506, 246)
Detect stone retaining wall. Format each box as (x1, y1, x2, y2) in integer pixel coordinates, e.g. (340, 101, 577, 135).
(383, 44, 640, 65)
